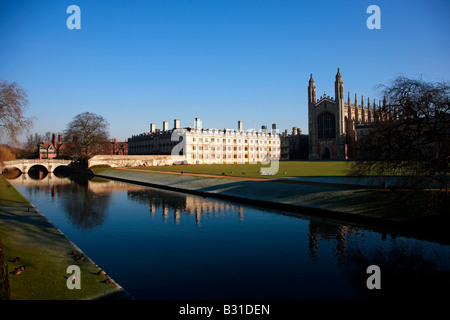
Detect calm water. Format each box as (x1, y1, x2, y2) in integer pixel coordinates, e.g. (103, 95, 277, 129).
(7, 172, 450, 300)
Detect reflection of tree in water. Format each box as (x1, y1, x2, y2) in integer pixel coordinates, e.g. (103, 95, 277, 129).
(61, 174, 111, 230)
(17, 173, 112, 231)
(307, 220, 450, 299)
(340, 238, 450, 299)
(308, 220, 358, 266)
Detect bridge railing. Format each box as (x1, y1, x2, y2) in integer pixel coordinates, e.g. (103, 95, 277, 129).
(2, 159, 72, 165)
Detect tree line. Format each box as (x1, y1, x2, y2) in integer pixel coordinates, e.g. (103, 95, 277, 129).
(1, 80, 111, 162)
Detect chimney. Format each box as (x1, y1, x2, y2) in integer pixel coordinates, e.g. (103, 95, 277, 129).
(150, 123, 156, 133)
(58, 134, 62, 143)
(114, 138, 118, 144)
(163, 121, 169, 131)
(238, 120, 243, 131)
(272, 123, 277, 132)
(52, 133, 56, 147)
(174, 119, 180, 129)
(292, 127, 298, 135)
(195, 117, 201, 130)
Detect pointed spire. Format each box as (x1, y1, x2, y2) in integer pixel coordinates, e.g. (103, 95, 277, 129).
(308, 73, 316, 104)
(361, 95, 365, 124)
(309, 73, 315, 85)
(347, 92, 352, 134)
(367, 97, 371, 122)
(336, 67, 342, 82)
(374, 98, 378, 121)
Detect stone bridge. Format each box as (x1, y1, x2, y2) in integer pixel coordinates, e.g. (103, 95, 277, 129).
(88, 155, 183, 168)
(1, 155, 184, 174)
(1, 159, 72, 173)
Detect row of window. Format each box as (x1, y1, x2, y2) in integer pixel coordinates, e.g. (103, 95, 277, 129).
(192, 146, 280, 152)
(193, 154, 278, 159)
(192, 137, 279, 144)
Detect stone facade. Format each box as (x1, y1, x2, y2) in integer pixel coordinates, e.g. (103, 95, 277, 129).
(308, 68, 387, 160)
(88, 155, 174, 168)
(280, 127, 309, 160)
(128, 118, 281, 165)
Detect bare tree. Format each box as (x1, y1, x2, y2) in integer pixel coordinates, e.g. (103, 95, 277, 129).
(22, 132, 44, 158)
(63, 112, 110, 159)
(351, 76, 449, 190)
(0, 80, 33, 145)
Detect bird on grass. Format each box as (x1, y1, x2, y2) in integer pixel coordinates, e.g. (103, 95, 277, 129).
(13, 265, 26, 276)
(102, 277, 112, 284)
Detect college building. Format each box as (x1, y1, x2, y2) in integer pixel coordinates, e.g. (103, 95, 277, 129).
(127, 118, 281, 164)
(308, 68, 389, 160)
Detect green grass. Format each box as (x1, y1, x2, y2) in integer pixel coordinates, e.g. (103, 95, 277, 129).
(124, 161, 351, 178)
(0, 174, 129, 300)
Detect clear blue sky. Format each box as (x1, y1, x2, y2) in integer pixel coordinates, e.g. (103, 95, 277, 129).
(1, 0, 449, 144)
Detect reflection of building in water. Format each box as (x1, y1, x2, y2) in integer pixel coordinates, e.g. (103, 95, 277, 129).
(308, 221, 359, 265)
(8, 173, 142, 197)
(128, 190, 244, 226)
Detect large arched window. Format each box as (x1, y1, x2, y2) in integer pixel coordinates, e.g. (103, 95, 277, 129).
(318, 112, 336, 139)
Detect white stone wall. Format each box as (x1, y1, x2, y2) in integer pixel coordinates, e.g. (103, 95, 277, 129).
(88, 155, 179, 168)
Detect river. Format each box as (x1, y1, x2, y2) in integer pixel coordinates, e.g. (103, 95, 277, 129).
(6, 172, 450, 300)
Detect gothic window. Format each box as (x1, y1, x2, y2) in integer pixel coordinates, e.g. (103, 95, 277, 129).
(318, 112, 336, 139)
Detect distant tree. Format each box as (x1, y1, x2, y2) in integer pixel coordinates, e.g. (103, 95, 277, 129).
(22, 132, 44, 158)
(0, 80, 33, 145)
(44, 131, 52, 142)
(63, 112, 110, 159)
(351, 76, 449, 191)
(0, 144, 16, 165)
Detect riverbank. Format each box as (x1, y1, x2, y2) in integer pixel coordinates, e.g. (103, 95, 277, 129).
(0, 174, 131, 300)
(94, 168, 450, 244)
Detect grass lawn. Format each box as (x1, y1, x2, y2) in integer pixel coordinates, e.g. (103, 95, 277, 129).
(0, 174, 128, 300)
(122, 161, 351, 178)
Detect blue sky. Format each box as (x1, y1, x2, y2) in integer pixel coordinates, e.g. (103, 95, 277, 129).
(1, 0, 449, 143)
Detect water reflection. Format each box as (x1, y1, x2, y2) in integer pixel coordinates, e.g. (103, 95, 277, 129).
(340, 236, 450, 299)
(2, 166, 69, 180)
(6, 173, 450, 299)
(128, 190, 244, 226)
(308, 222, 356, 265)
(7, 173, 119, 230)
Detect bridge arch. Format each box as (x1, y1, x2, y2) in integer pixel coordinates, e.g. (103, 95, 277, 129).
(28, 164, 49, 180)
(1, 166, 23, 179)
